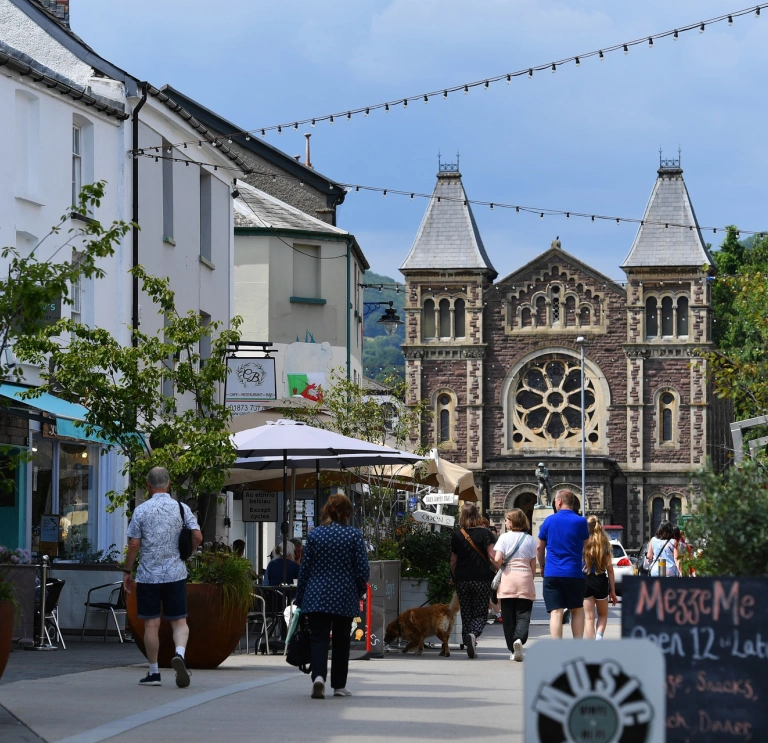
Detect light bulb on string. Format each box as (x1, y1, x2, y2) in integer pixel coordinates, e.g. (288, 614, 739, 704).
(228, 136, 233, 143)
(464, 85, 469, 94)
(329, 115, 334, 124)
(166, 146, 171, 154)
(528, 68, 533, 79)
(490, 203, 494, 210)
(540, 213, 544, 219)
(410, 194, 414, 200)
(443, 90, 448, 98)
(575, 57, 580, 66)
(355, 186, 359, 192)
(261, 129, 265, 136)
(346, 112, 351, 121)
(245, 133, 250, 141)
(278, 126, 282, 134)
(294, 122, 299, 130)
(648, 37, 653, 48)
(383, 190, 387, 197)
(506, 74, 511, 83)
(198, 141, 202, 148)
(385, 103, 390, 112)
(674, 29, 679, 40)
(699, 22, 705, 33)
(424, 95, 428, 104)
(183, 142, 187, 149)
(551, 63, 556, 73)
(756, 7, 761, 17)
(591, 216, 595, 222)
(566, 212, 570, 219)
(599, 50, 604, 60)
(516, 206, 520, 213)
(403, 99, 408, 108)
(484, 80, 489, 89)
(623, 44, 629, 54)
(311, 119, 315, 127)
(728, 15, 733, 25)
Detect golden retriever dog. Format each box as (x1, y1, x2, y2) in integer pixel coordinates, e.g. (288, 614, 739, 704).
(384, 593, 460, 657)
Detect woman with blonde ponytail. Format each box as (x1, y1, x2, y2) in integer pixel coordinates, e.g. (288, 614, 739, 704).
(582, 516, 617, 640)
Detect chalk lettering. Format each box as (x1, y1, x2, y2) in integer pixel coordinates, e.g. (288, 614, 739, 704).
(698, 711, 753, 740)
(690, 626, 719, 661)
(713, 581, 742, 626)
(731, 631, 768, 660)
(696, 671, 757, 701)
(666, 674, 685, 700)
(666, 710, 690, 729)
(630, 625, 686, 657)
(635, 580, 664, 620)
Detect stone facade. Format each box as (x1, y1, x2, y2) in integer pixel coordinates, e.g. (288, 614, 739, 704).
(401, 163, 730, 548)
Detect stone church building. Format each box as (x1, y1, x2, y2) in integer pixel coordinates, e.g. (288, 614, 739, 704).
(400, 159, 731, 548)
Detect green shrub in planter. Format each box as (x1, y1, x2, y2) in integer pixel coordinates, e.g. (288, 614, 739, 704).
(396, 520, 454, 605)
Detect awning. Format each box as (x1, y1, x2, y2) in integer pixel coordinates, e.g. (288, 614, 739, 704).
(0, 383, 107, 444)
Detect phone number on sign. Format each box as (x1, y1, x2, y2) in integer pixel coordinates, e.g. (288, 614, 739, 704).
(227, 403, 269, 414)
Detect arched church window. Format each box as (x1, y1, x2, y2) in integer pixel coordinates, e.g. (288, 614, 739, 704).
(439, 299, 450, 337)
(423, 299, 435, 339)
(579, 305, 591, 326)
(536, 296, 547, 326)
(659, 391, 676, 444)
(565, 296, 576, 327)
(551, 287, 561, 324)
(676, 296, 689, 337)
(669, 496, 682, 526)
(661, 296, 674, 336)
(454, 299, 466, 338)
(437, 393, 453, 444)
(510, 355, 599, 448)
(521, 307, 532, 328)
(645, 297, 658, 337)
(651, 497, 664, 537)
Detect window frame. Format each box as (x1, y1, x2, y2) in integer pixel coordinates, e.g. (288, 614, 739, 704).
(72, 123, 82, 207)
(434, 389, 457, 448)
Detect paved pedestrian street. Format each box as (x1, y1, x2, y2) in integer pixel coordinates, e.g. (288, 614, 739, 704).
(0, 599, 622, 743)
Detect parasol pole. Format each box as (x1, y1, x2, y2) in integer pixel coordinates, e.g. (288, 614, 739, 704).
(282, 449, 288, 584)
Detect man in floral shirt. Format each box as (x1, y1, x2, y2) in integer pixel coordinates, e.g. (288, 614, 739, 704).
(123, 467, 202, 688)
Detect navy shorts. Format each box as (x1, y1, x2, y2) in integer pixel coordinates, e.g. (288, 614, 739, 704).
(584, 573, 610, 601)
(543, 576, 586, 612)
(136, 579, 188, 620)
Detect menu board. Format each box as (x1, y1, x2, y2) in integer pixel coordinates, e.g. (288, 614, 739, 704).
(622, 576, 766, 741)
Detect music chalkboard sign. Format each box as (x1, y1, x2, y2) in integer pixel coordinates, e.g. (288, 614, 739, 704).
(622, 576, 766, 742)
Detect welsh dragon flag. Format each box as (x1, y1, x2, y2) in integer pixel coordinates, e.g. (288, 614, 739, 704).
(287, 373, 325, 402)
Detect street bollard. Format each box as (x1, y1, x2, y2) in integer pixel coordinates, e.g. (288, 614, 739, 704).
(25, 555, 57, 652)
(658, 558, 667, 578)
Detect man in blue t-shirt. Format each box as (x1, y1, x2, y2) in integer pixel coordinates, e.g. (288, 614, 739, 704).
(537, 489, 589, 639)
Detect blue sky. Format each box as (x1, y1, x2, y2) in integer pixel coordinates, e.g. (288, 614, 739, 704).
(74, 1, 767, 284)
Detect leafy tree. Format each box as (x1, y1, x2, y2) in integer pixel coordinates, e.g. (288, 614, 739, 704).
(700, 230, 768, 421)
(0, 182, 131, 385)
(16, 265, 242, 513)
(285, 368, 431, 556)
(684, 458, 768, 577)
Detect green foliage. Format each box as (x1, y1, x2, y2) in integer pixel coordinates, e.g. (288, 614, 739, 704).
(684, 458, 768, 577)
(395, 518, 455, 605)
(703, 228, 768, 421)
(59, 528, 119, 563)
(187, 550, 254, 617)
(16, 265, 243, 513)
(0, 182, 131, 385)
(363, 272, 405, 382)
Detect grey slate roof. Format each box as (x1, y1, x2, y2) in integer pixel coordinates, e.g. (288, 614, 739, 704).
(234, 181, 370, 270)
(622, 167, 714, 269)
(400, 172, 497, 276)
(234, 181, 348, 233)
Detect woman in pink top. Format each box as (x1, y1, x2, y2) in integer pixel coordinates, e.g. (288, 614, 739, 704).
(492, 509, 537, 662)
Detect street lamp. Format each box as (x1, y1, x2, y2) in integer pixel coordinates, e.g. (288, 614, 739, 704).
(576, 336, 586, 519)
(372, 302, 403, 336)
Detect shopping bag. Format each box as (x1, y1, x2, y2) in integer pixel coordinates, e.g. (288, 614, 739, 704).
(285, 611, 312, 674)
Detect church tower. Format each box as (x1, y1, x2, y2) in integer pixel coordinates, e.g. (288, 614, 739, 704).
(400, 161, 497, 469)
(621, 154, 715, 546)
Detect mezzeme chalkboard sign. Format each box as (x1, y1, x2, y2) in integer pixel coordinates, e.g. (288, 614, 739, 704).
(622, 576, 766, 742)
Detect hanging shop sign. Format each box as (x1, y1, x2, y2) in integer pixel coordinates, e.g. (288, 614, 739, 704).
(412, 509, 455, 527)
(225, 356, 276, 413)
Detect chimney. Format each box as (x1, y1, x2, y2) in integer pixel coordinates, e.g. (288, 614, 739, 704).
(304, 133, 313, 169)
(39, 0, 70, 27)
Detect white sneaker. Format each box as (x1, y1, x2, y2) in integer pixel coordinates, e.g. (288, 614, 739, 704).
(509, 653, 516, 661)
(513, 639, 523, 662)
(311, 679, 325, 699)
(333, 688, 352, 697)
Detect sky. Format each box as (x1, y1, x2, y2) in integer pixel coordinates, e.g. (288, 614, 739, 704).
(73, 0, 768, 284)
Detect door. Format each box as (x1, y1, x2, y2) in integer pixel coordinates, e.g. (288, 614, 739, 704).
(0, 449, 26, 549)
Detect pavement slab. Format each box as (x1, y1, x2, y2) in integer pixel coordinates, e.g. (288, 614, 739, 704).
(0, 611, 622, 742)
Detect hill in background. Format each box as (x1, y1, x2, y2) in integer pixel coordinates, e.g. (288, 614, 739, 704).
(363, 272, 405, 383)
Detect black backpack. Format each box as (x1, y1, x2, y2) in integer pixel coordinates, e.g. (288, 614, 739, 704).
(178, 500, 194, 561)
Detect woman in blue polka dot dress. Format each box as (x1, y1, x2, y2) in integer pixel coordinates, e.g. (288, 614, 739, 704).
(295, 492, 370, 700)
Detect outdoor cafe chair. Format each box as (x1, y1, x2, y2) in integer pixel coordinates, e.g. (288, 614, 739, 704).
(253, 586, 289, 654)
(80, 581, 127, 642)
(35, 578, 67, 649)
(244, 591, 270, 655)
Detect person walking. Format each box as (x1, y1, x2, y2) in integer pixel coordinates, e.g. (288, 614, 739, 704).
(582, 516, 618, 640)
(645, 520, 680, 577)
(122, 467, 202, 688)
(295, 492, 369, 700)
(450, 502, 496, 658)
(492, 508, 536, 662)
(536, 489, 589, 639)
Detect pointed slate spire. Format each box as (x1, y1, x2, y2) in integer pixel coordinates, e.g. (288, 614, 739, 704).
(400, 163, 497, 277)
(622, 158, 714, 269)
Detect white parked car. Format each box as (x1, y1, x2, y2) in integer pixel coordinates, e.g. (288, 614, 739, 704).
(610, 540, 634, 596)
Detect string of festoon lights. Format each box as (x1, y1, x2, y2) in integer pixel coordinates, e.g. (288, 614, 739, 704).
(134, 151, 767, 242)
(130, 4, 766, 153)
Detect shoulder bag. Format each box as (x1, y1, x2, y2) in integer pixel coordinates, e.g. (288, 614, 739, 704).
(178, 501, 194, 561)
(645, 538, 671, 576)
(460, 528, 495, 580)
(285, 611, 312, 674)
(491, 534, 525, 590)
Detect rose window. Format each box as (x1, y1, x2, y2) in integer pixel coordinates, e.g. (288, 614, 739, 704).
(510, 356, 599, 448)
